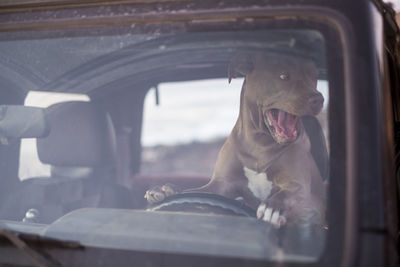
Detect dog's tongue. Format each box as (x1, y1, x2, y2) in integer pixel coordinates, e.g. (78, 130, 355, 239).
(268, 109, 298, 139)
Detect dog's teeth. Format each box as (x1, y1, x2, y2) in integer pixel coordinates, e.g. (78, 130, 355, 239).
(266, 116, 273, 126)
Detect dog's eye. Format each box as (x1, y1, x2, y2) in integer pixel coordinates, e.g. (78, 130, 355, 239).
(279, 72, 290, 81)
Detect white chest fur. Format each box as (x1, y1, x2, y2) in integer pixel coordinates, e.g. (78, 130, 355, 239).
(243, 166, 273, 200)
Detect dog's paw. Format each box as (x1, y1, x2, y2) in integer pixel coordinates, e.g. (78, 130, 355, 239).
(257, 202, 287, 228)
(144, 183, 179, 204)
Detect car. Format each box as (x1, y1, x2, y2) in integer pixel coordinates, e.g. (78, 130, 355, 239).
(0, 0, 398, 266)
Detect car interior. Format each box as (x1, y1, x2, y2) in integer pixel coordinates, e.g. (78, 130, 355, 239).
(0, 30, 330, 220)
(0, 29, 330, 261)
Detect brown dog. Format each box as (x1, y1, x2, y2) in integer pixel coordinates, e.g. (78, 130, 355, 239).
(145, 54, 326, 228)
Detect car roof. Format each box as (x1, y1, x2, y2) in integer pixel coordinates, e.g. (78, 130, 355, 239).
(0, 30, 326, 96)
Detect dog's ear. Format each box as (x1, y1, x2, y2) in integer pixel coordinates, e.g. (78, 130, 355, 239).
(228, 54, 254, 83)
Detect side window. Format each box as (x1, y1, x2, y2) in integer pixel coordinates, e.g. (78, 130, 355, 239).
(141, 78, 243, 176)
(19, 91, 90, 180)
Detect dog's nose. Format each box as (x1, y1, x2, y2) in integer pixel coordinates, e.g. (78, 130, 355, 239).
(308, 93, 324, 115)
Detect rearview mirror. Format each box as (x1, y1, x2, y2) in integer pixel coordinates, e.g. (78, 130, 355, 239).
(0, 105, 49, 144)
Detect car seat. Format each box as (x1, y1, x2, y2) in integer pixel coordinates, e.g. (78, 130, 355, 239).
(0, 101, 133, 223)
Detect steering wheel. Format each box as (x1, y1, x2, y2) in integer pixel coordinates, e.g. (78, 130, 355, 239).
(147, 192, 256, 217)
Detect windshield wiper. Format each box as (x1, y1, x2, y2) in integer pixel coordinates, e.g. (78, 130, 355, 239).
(0, 228, 83, 267)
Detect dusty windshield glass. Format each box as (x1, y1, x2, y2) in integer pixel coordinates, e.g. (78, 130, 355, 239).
(0, 27, 329, 262)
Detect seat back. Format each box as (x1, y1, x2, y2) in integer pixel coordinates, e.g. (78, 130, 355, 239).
(37, 101, 116, 175)
(0, 101, 132, 223)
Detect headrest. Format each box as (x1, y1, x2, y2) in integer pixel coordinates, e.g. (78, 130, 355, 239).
(37, 101, 116, 167)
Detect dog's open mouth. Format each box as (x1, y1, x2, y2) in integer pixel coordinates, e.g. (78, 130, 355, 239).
(265, 109, 299, 144)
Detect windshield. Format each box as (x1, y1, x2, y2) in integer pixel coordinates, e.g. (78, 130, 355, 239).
(0, 20, 333, 265)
